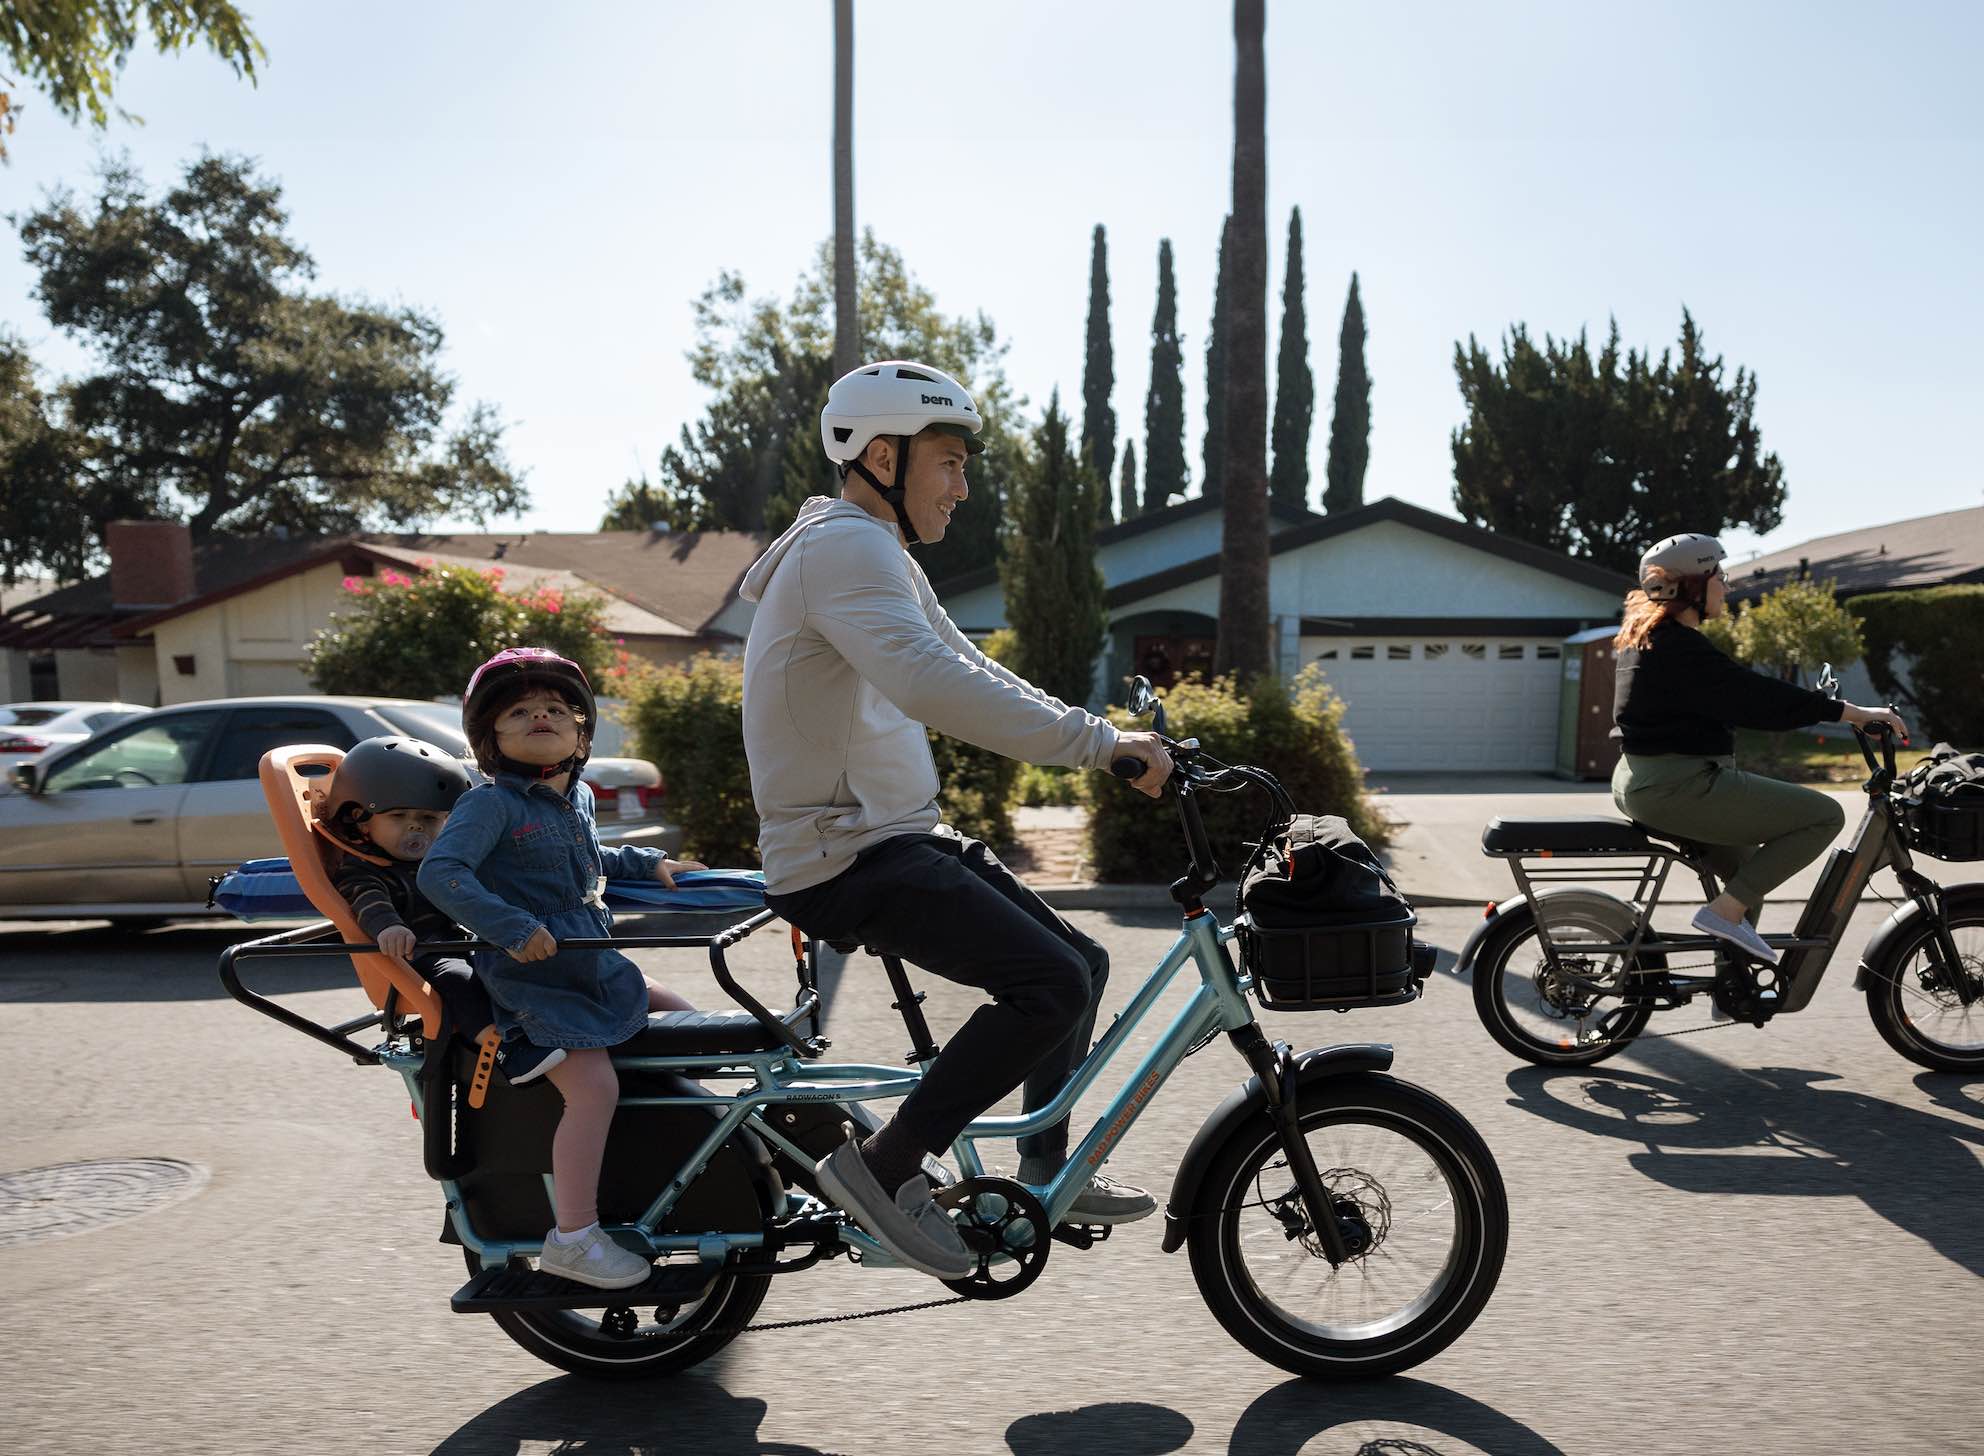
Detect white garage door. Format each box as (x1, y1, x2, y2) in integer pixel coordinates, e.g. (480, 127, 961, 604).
(1306, 638, 1563, 772)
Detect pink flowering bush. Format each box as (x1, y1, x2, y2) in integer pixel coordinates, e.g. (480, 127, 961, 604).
(307, 561, 613, 700)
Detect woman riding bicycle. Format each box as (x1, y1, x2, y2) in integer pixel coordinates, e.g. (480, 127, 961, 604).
(1610, 532, 1908, 964)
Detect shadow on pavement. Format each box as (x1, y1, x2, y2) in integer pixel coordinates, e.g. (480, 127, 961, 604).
(0, 921, 357, 1001)
(1006, 1401, 1193, 1454)
(430, 1370, 842, 1456)
(1506, 1040, 1984, 1276)
(1228, 1376, 1569, 1454)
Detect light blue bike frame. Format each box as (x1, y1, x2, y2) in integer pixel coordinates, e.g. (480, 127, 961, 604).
(418, 908, 1256, 1265)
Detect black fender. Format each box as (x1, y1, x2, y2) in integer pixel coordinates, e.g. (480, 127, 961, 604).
(1852, 881, 1984, 991)
(1453, 896, 1528, 979)
(1159, 1042, 1394, 1254)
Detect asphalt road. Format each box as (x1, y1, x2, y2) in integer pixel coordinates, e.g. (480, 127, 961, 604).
(3, 900, 1982, 1456)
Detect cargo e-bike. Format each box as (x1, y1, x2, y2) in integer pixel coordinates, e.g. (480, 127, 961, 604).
(220, 681, 1506, 1381)
(1461, 666, 1984, 1071)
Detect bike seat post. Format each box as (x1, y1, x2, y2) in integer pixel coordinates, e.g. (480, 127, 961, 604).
(877, 952, 941, 1066)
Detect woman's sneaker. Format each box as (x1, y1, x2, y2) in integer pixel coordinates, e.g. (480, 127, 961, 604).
(1691, 906, 1781, 966)
(537, 1224, 653, 1290)
(500, 1038, 566, 1086)
(1019, 1157, 1157, 1226)
(816, 1133, 974, 1279)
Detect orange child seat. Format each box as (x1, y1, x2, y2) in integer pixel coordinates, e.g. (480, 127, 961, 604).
(257, 743, 451, 1039)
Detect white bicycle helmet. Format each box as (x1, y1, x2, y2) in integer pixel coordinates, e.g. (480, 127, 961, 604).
(1638, 532, 1727, 601)
(820, 360, 984, 544)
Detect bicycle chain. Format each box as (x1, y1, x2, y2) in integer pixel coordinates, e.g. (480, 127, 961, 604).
(649, 1291, 971, 1343)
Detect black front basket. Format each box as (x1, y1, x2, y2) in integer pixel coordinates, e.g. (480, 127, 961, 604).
(1899, 796, 1984, 862)
(1238, 907, 1423, 1011)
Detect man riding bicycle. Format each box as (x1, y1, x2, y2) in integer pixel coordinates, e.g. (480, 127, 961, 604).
(739, 360, 1173, 1280)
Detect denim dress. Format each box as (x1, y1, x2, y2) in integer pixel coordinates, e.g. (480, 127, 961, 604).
(418, 773, 664, 1049)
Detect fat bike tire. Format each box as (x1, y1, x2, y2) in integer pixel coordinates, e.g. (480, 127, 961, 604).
(1472, 905, 1659, 1067)
(466, 1248, 772, 1380)
(1186, 1072, 1508, 1380)
(1864, 900, 1984, 1073)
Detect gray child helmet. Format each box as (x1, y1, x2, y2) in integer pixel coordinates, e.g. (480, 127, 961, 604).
(317, 736, 473, 854)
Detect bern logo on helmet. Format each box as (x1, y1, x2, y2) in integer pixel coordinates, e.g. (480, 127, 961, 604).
(920, 393, 954, 406)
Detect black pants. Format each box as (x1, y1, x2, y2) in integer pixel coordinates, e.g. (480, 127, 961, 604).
(766, 832, 1109, 1164)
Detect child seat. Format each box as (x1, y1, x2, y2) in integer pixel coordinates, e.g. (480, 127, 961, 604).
(257, 742, 449, 1037)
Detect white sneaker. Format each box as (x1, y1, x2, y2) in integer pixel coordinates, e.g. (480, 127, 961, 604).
(1692, 907, 1781, 966)
(537, 1225, 653, 1290)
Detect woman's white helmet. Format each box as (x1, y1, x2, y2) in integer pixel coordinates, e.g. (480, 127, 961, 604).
(819, 360, 984, 464)
(1639, 532, 1727, 601)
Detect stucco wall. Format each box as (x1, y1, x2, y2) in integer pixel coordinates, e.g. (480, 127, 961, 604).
(53, 647, 120, 700)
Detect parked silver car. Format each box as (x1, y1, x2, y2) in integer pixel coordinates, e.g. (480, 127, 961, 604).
(0, 701, 148, 775)
(0, 695, 679, 922)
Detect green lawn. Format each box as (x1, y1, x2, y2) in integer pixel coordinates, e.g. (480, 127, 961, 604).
(1732, 727, 1916, 784)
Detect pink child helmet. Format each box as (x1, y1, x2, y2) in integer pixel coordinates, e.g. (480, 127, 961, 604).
(461, 647, 597, 777)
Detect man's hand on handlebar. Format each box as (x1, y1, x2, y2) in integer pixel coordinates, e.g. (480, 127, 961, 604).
(1110, 731, 1174, 799)
(1841, 703, 1910, 742)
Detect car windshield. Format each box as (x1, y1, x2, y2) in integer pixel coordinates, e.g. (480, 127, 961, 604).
(376, 703, 470, 755)
(0, 708, 62, 727)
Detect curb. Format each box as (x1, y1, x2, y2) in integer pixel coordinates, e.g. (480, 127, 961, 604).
(1022, 884, 1894, 912)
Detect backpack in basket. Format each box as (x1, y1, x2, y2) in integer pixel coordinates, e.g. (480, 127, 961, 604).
(1898, 743, 1984, 861)
(1237, 813, 1420, 1010)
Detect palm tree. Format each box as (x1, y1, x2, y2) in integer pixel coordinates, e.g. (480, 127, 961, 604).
(832, 0, 858, 378)
(1216, 0, 1271, 679)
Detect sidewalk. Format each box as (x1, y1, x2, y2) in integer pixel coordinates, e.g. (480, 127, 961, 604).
(1009, 776, 1884, 912)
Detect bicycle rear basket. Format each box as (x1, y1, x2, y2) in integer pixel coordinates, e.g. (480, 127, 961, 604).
(1899, 796, 1984, 861)
(1237, 906, 1422, 1011)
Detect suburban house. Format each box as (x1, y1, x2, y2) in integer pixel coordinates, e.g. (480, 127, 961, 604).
(938, 496, 1629, 772)
(0, 520, 767, 706)
(1731, 503, 1984, 599)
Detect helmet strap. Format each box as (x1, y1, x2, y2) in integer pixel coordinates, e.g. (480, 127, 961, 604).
(845, 434, 921, 546)
(494, 751, 583, 782)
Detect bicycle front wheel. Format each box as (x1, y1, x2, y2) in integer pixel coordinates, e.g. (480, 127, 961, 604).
(1186, 1073, 1507, 1380)
(1864, 895, 1984, 1072)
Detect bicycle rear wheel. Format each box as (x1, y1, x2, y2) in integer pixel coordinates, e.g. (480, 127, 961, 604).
(1473, 900, 1659, 1066)
(1186, 1073, 1507, 1380)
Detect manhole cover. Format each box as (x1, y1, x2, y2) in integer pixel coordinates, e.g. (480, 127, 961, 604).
(0, 1158, 209, 1247)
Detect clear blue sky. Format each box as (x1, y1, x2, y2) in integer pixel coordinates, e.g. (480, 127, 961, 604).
(4, 0, 1979, 563)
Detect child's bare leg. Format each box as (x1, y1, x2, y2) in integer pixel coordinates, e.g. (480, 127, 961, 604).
(544, 1048, 619, 1232)
(646, 975, 694, 1012)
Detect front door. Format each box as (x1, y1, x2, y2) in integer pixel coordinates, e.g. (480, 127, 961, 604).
(0, 711, 225, 907)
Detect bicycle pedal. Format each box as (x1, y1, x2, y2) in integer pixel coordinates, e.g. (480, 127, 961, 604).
(1051, 1223, 1111, 1250)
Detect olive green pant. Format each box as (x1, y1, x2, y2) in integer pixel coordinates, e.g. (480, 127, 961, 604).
(1612, 753, 1846, 911)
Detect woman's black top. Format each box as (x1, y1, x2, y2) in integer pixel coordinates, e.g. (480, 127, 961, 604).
(1612, 619, 1843, 757)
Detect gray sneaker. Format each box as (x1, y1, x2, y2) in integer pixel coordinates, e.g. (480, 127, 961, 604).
(816, 1134, 974, 1280)
(537, 1225, 653, 1290)
(1692, 906, 1780, 965)
(1063, 1170, 1157, 1226)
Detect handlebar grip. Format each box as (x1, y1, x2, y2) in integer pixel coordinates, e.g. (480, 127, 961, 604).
(1110, 756, 1145, 780)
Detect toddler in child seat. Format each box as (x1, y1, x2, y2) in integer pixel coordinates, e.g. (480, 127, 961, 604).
(316, 735, 563, 1086)
(419, 647, 705, 1291)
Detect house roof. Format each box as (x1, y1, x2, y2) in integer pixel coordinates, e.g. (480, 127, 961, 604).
(0, 527, 774, 654)
(1101, 496, 1632, 609)
(929, 493, 1323, 598)
(1730, 504, 1984, 600)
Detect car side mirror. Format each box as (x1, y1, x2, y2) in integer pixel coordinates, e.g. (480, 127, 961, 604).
(1125, 675, 1157, 717)
(8, 762, 39, 795)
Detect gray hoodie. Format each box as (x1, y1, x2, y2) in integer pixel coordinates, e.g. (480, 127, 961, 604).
(740, 497, 1122, 894)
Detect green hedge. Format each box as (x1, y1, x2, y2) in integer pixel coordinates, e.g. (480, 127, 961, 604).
(1849, 587, 1984, 745)
(623, 652, 1019, 867)
(1087, 668, 1385, 883)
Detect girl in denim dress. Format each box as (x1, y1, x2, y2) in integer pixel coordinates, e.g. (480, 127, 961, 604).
(420, 648, 704, 1291)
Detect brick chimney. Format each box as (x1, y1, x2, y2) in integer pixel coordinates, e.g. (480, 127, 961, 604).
(107, 520, 197, 608)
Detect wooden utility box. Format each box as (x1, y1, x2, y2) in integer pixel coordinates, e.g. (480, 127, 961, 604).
(1556, 627, 1622, 781)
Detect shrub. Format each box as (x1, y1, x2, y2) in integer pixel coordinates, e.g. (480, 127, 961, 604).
(1850, 587, 1984, 745)
(622, 652, 1023, 866)
(623, 654, 758, 866)
(306, 562, 615, 700)
(1013, 763, 1086, 808)
(1087, 668, 1385, 884)
(1710, 577, 1862, 680)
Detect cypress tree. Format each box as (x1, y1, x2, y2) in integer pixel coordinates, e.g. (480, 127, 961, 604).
(1080, 224, 1117, 522)
(1000, 389, 1109, 708)
(1323, 271, 1370, 513)
(1202, 214, 1232, 503)
(1268, 206, 1313, 513)
(1142, 239, 1188, 512)
(1118, 439, 1139, 521)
